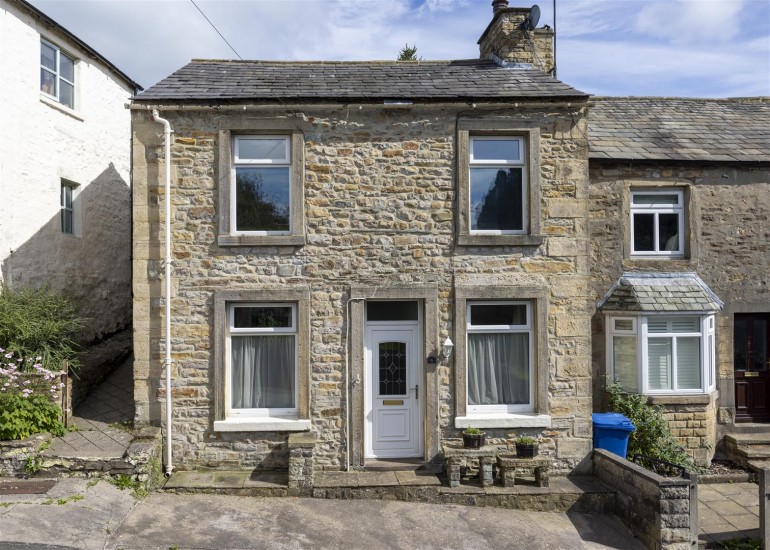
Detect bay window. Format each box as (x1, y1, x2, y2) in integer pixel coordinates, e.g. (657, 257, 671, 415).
(609, 314, 715, 395)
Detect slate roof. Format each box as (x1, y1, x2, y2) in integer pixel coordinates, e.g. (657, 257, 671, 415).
(597, 272, 723, 313)
(133, 59, 588, 103)
(589, 97, 770, 163)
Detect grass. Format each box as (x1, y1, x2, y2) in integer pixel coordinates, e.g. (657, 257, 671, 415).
(108, 474, 148, 498)
(719, 538, 761, 550)
(42, 494, 84, 506)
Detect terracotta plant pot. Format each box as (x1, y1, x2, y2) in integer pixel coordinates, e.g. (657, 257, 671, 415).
(516, 442, 539, 458)
(462, 432, 486, 449)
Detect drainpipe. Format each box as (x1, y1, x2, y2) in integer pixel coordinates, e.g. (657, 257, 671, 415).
(152, 109, 174, 478)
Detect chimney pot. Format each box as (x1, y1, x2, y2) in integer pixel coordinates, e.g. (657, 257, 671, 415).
(492, 0, 509, 14)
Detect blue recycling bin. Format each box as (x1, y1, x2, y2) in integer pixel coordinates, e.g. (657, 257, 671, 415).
(592, 412, 636, 458)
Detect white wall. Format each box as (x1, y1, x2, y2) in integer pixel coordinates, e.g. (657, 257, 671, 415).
(0, 0, 134, 341)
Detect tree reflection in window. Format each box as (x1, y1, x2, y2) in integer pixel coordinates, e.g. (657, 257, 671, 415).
(235, 167, 290, 232)
(471, 168, 523, 231)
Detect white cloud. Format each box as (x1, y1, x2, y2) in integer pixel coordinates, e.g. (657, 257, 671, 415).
(635, 0, 745, 44)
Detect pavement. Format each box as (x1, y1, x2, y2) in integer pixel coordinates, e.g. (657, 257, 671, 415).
(0, 477, 643, 550)
(698, 481, 760, 546)
(42, 358, 134, 460)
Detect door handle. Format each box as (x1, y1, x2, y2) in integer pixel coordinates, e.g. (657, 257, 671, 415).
(412, 385, 419, 399)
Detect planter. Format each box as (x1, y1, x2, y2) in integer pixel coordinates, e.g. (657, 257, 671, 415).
(516, 442, 539, 458)
(462, 432, 486, 449)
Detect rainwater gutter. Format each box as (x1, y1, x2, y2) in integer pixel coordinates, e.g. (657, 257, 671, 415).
(152, 109, 174, 478)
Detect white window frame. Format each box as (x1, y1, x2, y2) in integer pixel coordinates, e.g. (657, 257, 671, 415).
(40, 39, 75, 109)
(225, 302, 299, 418)
(466, 300, 534, 414)
(607, 313, 716, 395)
(630, 189, 685, 257)
(468, 136, 527, 236)
(231, 135, 292, 236)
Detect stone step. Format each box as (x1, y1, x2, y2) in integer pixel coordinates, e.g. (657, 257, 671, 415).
(747, 459, 770, 473)
(735, 444, 770, 460)
(162, 470, 288, 497)
(725, 433, 770, 446)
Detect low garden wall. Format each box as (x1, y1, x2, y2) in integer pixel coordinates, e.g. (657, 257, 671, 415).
(649, 392, 718, 467)
(594, 448, 698, 550)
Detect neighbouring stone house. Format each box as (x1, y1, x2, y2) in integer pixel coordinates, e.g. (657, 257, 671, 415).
(588, 97, 770, 465)
(131, 3, 596, 474)
(0, 0, 141, 343)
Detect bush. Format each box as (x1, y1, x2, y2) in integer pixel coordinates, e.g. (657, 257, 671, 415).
(0, 285, 84, 373)
(0, 350, 66, 440)
(0, 393, 65, 440)
(606, 383, 697, 472)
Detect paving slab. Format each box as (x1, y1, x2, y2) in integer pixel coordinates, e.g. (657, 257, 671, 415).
(699, 481, 760, 547)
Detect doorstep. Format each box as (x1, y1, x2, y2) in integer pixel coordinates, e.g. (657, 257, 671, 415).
(163, 470, 288, 497)
(314, 470, 441, 488)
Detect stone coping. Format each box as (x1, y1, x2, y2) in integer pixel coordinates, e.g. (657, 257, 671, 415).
(593, 448, 691, 487)
(442, 442, 513, 458)
(314, 471, 441, 488)
(647, 391, 717, 406)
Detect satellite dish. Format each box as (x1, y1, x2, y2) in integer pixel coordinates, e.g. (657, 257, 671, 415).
(522, 4, 541, 30)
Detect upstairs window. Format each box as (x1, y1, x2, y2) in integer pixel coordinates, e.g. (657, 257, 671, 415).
(232, 136, 291, 235)
(469, 136, 527, 234)
(631, 190, 684, 256)
(41, 40, 75, 109)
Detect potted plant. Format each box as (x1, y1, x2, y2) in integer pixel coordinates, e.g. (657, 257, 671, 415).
(462, 427, 486, 449)
(515, 436, 539, 458)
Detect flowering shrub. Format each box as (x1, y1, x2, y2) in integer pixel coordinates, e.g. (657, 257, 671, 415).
(0, 349, 65, 440)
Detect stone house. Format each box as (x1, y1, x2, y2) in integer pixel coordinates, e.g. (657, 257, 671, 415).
(0, 0, 141, 343)
(588, 97, 770, 465)
(131, 4, 597, 474)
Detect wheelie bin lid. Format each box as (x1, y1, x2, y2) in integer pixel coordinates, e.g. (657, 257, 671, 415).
(592, 412, 636, 431)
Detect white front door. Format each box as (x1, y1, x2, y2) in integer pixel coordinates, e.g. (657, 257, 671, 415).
(364, 324, 422, 458)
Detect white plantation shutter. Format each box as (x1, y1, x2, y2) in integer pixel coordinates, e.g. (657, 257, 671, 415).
(613, 336, 638, 392)
(647, 337, 672, 390)
(647, 319, 669, 333)
(671, 318, 698, 332)
(676, 337, 701, 390)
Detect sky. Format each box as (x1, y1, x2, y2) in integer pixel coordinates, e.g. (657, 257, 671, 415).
(27, 0, 770, 97)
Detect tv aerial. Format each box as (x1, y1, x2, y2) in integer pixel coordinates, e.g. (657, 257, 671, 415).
(522, 4, 540, 30)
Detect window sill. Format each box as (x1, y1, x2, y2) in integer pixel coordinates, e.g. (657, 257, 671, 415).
(457, 234, 544, 247)
(646, 391, 717, 406)
(455, 414, 551, 429)
(39, 95, 83, 121)
(217, 235, 306, 247)
(213, 418, 311, 432)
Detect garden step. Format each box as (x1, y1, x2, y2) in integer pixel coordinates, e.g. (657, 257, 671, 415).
(734, 445, 770, 460)
(725, 433, 770, 446)
(747, 459, 770, 473)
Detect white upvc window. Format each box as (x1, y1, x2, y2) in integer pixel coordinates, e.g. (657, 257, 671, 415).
(608, 314, 716, 395)
(40, 40, 75, 109)
(225, 303, 298, 418)
(466, 301, 533, 413)
(468, 136, 527, 235)
(630, 189, 685, 256)
(231, 136, 292, 235)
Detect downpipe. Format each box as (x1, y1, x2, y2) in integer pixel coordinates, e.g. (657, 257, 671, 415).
(152, 109, 174, 478)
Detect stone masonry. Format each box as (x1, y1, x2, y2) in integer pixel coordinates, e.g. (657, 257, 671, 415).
(131, 102, 592, 473)
(589, 160, 770, 460)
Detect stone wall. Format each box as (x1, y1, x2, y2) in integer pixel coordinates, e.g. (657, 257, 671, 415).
(132, 102, 592, 473)
(589, 161, 770, 444)
(651, 393, 718, 467)
(594, 449, 698, 550)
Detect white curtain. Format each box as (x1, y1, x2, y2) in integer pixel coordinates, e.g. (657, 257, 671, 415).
(231, 335, 294, 409)
(468, 333, 529, 405)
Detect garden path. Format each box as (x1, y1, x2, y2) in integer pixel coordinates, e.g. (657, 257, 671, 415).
(43, 357, 134, 460)
(699, 481, 760, 546)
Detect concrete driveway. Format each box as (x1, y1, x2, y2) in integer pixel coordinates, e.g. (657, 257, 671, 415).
(0, 478, 642, 549)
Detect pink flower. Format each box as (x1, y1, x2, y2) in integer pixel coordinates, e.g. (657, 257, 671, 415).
(4, 353, 12, 359)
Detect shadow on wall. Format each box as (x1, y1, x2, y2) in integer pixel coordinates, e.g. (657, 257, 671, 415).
(2, 163, 131, 344)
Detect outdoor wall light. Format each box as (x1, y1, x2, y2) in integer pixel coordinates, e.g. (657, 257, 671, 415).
(442, 337, 454, 360)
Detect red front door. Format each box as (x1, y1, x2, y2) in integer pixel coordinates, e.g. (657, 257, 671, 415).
(735, 313, 770, 422)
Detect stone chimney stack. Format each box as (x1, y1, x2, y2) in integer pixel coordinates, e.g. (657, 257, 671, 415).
(479, 3, 555, 75)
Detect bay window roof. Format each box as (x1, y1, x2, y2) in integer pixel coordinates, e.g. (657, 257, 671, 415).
(597, 272, 723, 313)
